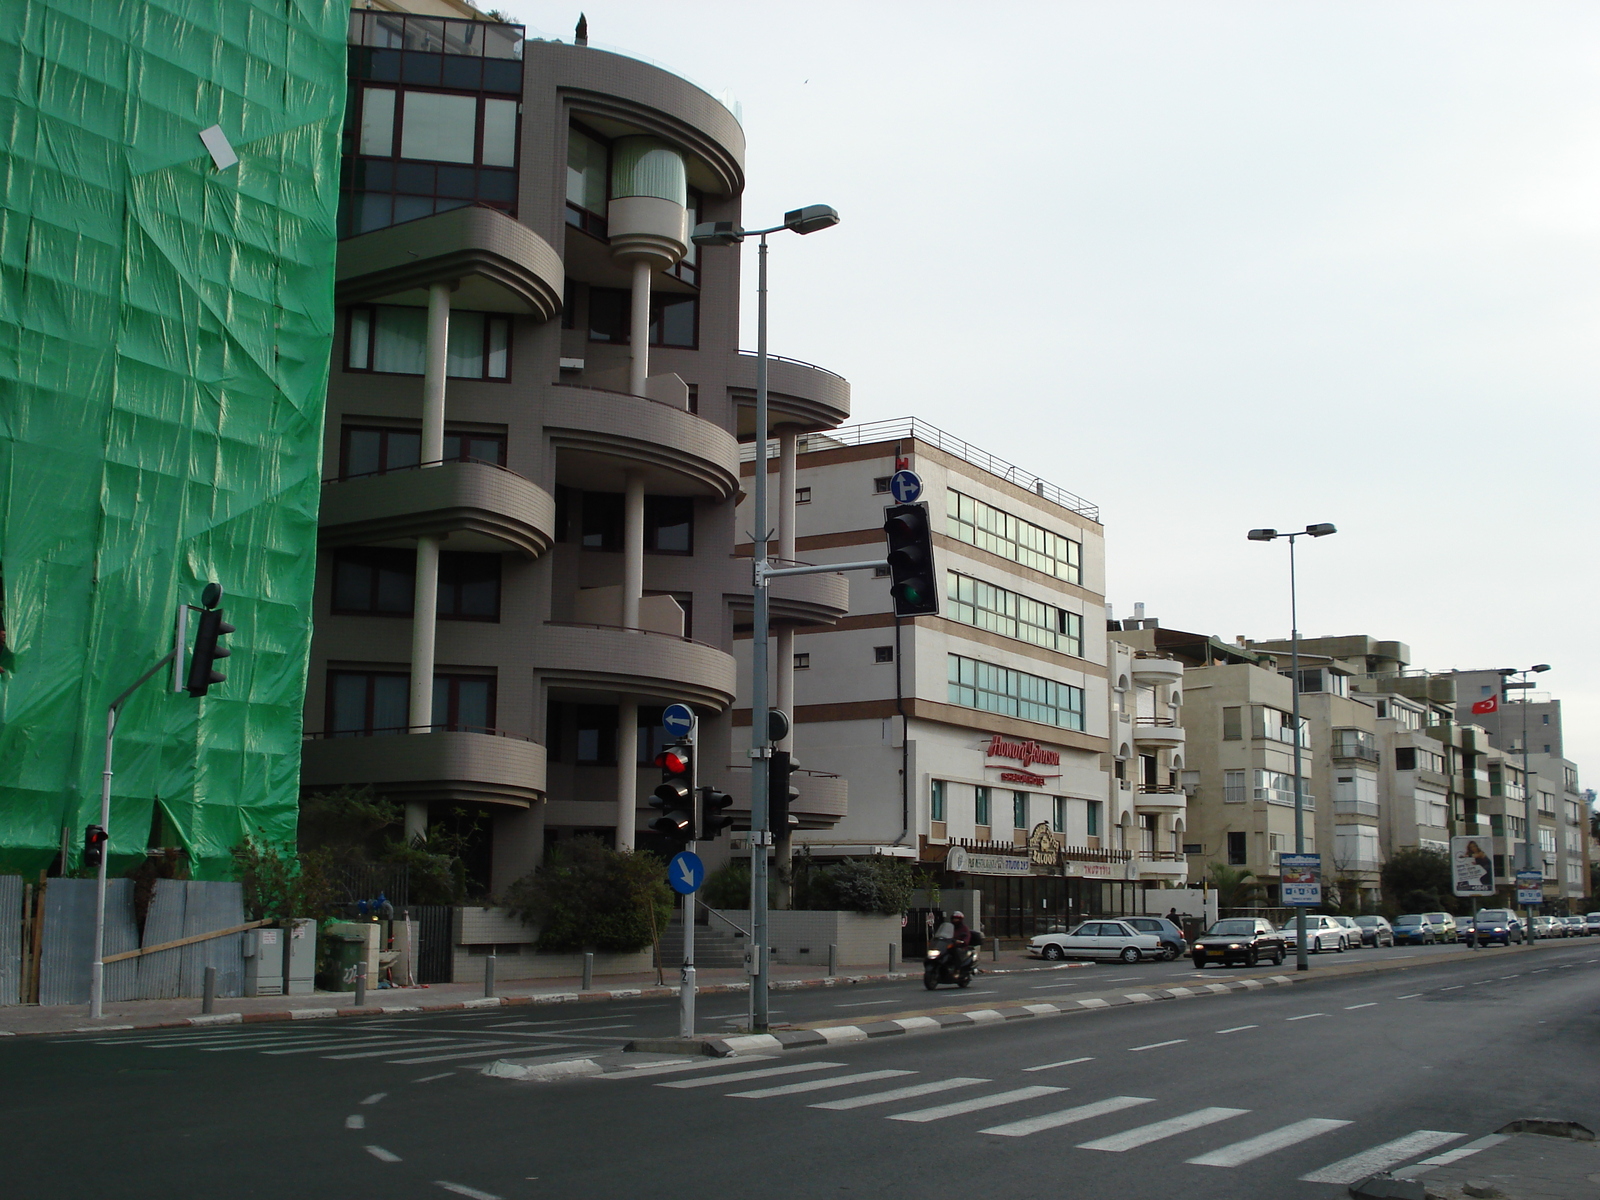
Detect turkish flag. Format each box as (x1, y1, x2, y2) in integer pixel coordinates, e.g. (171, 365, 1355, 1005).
(1471, 696, 1498, 715)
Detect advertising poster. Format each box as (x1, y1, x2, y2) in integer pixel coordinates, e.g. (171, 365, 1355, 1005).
(1280, 853, 1322, 906)
(1450, 836, 1495, 896)
(1516, 870, 1543, 906)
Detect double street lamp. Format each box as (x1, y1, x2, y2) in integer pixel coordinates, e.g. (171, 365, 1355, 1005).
(1496, 662, 1551, 931)
(1247, 522, 1337, 973)
(693, 205, 839, 1031)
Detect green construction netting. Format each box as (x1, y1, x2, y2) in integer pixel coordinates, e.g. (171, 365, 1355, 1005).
(0, 0, 347, 878)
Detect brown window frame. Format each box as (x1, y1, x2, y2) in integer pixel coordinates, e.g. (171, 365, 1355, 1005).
(329, 546, 503, 622)
(343, 305, 513, 382)
(338, 424, 507, 480)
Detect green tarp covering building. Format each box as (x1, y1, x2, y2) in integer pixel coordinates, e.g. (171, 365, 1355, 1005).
(0, 1, 347, 877)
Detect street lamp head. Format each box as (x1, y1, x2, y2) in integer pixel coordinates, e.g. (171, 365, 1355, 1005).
(783, 204, 839, 235)
(1531, 663, 1551, 673)
(691, 220, 744, 247)
(1247, 528, 1278, 542)
(1304, 523, 1337, 538)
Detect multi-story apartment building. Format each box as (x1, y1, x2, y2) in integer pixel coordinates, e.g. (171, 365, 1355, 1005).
(737, 419, 1177, 936)
(299, 9, 853, 893)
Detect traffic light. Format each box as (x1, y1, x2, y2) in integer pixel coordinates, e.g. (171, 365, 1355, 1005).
(768, 750, 800, 836)
(883, 502, 939, 617)
(699, 786, 734, 839)
(186, 588, 235, 698)
(649, 743, 696, 845)
(83, 824, 108, 870)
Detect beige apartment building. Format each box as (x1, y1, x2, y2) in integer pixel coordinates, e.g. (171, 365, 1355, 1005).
(299, 7, 853, 893)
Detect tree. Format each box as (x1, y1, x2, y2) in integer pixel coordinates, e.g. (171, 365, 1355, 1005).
(501, 836, 672, 954)
(822, 856, 916, 916)
(1380, 847, 1455, 915)
(1208, 863, 1262, 910)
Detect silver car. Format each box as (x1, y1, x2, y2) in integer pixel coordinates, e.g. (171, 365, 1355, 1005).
(1029, 919, 1162, 963)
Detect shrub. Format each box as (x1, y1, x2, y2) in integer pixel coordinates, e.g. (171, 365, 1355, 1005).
(701, 861, 753, 910)
(502, 836, 672, 954)
(823, 856, 915, 916)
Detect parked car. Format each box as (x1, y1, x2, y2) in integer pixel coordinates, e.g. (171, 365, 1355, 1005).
(1121, 916, 1189, 961)
(1467, 909, 1523, 946)
(1352, 915, 1395, 947)
(1422, 912, 1459, 942)
(1278, 914, 1350, 952)
(1532, 915, 1563, 939)
(1331, 915, 1365, 948)
(1586, 912, 1600, 936)
(1028, 920, 1162, 963)
(1190, 918, 1287, 968)
(1561, 916, 1586, 936)
(1392, 914, 1442, 945)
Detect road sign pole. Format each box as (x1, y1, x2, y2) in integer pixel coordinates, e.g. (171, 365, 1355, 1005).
(677, 714, 698, 1039)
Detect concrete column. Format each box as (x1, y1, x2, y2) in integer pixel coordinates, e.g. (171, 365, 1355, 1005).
(622, 470, 645, 629)
(628, 259, 651, 397)
(406, 282, 451, 844)
(616, 696, 638, 851)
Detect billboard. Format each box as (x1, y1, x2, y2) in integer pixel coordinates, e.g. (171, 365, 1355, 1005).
(1450, 836, 1495, 896)
(1280, 854, 1322, 907)
(1516, 870, 1543, 906)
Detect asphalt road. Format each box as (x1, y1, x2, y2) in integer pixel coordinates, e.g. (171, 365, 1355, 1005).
(5, 938, 1596, 1199)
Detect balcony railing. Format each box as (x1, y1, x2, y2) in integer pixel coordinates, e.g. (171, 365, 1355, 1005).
(323, 454, 515, 486)
(1137, 784, 1184, 795)
(1138, 850, 1186, 862)
(1258, 787, 1314, 809)
(1135, 716, 1178, 728)
(1332, 743, 1381, 763)
(1333, 799, 1381, 817)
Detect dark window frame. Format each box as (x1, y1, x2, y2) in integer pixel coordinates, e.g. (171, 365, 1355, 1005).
(344, 305, 513, 382)
(326, 669, 411, 736)
(432, 672, 497, 733)
(329, 546, 502, 623)
(584, 286, 698, 349)
(579, 491, 695, 554)
(564, 121, 611, 239)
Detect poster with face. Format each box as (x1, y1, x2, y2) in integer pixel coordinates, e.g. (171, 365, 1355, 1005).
(1451, 835, 1494, 896)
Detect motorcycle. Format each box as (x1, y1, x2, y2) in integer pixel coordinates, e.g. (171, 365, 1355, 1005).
(923, 934, 979, 990)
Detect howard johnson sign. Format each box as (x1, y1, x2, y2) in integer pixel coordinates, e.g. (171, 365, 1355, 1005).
(985, 735, 1061, 787)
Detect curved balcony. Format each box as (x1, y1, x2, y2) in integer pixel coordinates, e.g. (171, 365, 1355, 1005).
(545, 384, 740, 500)
(1135, 788, 1188, 815)
(725, 557, 851, 627)
(336, 205, 563, 321)
(537, 621, 737, 709)
(319, 460, 556, 558)
(1131, 655, 1184, 685)
(729, 352, 851, 435)
(719, 766, 848, 830)
(1133, 717, 1186, 749)
(300, 727, 545, 808)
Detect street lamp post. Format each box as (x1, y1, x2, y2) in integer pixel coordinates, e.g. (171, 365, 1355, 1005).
(1497, 663, 1550, 936)
(1248, 523, 1336, 973)
(693, 205, 838, 1032)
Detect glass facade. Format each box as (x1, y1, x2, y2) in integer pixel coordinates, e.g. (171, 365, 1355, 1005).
(946, 571, 1084, 656)
(947, 654, 1086, 730)
(946, 490, 1081, 583)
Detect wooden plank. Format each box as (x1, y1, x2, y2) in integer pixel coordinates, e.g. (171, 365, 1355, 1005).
(103, 918, 271, 964)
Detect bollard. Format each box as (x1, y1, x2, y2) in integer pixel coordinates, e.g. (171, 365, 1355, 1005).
(582, 951, 594, 991)
(354, 962, 367, 1008)
(992, 937, 999, 962)
(202, 966, 216, 1014)
(827, 943, 838, 977)
(888, 943, 898, 973)
(484, 953, 496, 998)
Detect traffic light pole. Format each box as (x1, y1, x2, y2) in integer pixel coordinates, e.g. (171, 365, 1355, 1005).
(680, 735, 697, 1040)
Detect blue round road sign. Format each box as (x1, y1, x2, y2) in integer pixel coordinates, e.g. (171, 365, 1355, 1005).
(889, 469, 923, 503)
(668, 851, 705, 895)
(662, 703, 696, 739)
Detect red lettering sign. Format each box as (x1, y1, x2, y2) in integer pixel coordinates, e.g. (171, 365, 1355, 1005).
(985, 734, 1061, 771)
(999, 770, 1048, 786)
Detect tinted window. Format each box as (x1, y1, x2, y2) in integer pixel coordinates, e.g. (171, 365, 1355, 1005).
(1206, 920, 1257, 936)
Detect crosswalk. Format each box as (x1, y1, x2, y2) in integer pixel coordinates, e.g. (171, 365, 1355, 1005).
(610, 1057, 1473, 1183)
(62, 1021, 625, 1068)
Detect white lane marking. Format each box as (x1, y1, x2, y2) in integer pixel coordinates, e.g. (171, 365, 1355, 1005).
(264, 1036, 461, 1056)
(1216, 1025, 1257, 1034)
(485, 1017, 622, 1028)
(481, 1024, 635, 1036)
(1285, 1013, 1326, 1021)
(597, 1055, 777, 1080)
(345, 1114, 365, 1130)
(660, 1062, 846, 1089)
(890, 1085, 1067, 1124)
(1188, 1118, 1351, 1167)
(436, 1183, 502, 1200)
(360, 1092, 387, 1105)
(1128, 1039, 1187, 1052)
(365, 1146, 401, 1162)
(1100, 976, 1142, 982)
(811, 1078, 989, 1110)
(729, 1069, 913, 1098)
(412, 1073, 454, 1083)
(1498, 974, 1521, 979)
(1472, 980, 1493, 985)
(1298, 1130, 1464, 1183)
(390, 1044, 580, 1065)
(832, 1000, 905, 1007)
(1531, 968, 1549, 973)
(1079, 1106, 1249, 1151)
(1344, 1003, 1377, 1010)
(980, 1095, 1154, 1137)
(1023, 1057, 1094, 1072)
(319, 1039, 494, 1060)
(1397, 993, 1423, 999)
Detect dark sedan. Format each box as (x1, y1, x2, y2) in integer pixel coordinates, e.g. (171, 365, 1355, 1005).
(1352, 915, 1395, 947)
(1191, 917, 1287, 968)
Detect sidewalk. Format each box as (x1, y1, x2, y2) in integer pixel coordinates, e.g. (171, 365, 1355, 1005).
(0, 948, 1067, 1038)
(1396, 1127, 1599, 1199)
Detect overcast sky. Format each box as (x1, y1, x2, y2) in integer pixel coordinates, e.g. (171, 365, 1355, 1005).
(504, 2, 1600, 780)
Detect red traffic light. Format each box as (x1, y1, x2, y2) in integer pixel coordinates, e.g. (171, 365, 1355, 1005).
(655, 749, 690, 775)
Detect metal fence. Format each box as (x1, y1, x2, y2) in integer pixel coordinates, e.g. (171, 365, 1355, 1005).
(0, 875, 19, 1006)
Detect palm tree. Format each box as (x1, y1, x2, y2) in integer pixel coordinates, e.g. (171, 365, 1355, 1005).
(1208, 862, 1263, 912)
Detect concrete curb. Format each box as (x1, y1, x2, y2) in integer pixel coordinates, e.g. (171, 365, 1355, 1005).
(12, 961, 1089, 1039)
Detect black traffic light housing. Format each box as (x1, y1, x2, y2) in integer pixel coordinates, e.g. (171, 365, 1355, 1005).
(649, 743, 696, 845)
(699, 786, 735, 839)
(186, 586, 236, 698)
(83, 824, 108, 870)
(883, 502, 939, 617)
(768, 750, 800, 836)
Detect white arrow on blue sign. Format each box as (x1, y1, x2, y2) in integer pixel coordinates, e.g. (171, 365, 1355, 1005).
(662, 703, 696, 739)
(889, 469, 923, 504)
(668, 851, 705, 894)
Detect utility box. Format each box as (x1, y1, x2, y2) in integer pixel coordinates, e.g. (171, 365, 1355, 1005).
(243, 919, 315, 996)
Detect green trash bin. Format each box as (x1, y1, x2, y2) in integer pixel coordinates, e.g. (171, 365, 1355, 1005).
(319, 931, 367, 992)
